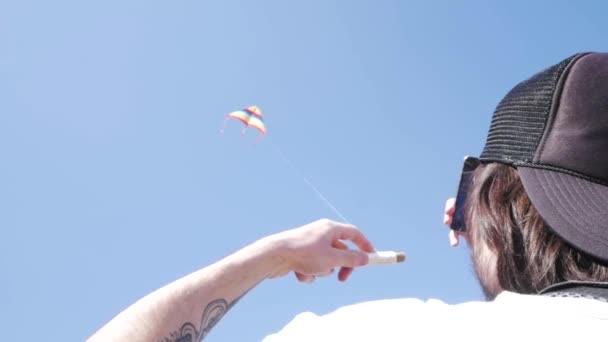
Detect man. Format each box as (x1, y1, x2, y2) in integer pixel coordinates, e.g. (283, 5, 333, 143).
(88, 52, 608, 341)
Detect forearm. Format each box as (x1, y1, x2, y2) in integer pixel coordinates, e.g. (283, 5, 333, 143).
(88, 219, 373, 341)
(88, 235, 286, 342)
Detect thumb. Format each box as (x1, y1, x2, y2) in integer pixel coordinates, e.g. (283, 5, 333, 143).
(331, 249, 369, 268)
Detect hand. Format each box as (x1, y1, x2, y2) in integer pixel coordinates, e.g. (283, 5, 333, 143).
(267, 219, 375, 284)
(443, 198, 463, 247)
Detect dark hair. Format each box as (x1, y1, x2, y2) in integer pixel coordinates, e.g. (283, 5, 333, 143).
(466, 163, 608, 298)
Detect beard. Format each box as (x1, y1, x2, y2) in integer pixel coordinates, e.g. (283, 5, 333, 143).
(470, 247, 502, 301)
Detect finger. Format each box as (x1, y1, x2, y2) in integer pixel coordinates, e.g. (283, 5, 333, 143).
(444, 198, 456, 225)
(332, 239, 348, 250)
(338, 267, 354, 282)
(335, 225, 375, 253)
(295, 272, 315, 283)
(445, 198, 456, 214)
(449, 230, 460, 247)
(330, 248, 369, 268)
(332, 235, 366, 276)
(315, 268, 335, 277)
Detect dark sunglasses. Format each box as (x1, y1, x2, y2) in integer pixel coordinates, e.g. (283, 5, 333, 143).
(450, 156, 481, 232)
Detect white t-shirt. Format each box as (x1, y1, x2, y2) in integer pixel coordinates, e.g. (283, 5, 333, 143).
(262, 291, 608, 341)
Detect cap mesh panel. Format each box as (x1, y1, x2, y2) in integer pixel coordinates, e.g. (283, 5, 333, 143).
(480, 54, 580, 163)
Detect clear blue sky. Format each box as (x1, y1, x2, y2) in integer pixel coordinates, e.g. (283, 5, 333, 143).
(1, 0, 606, 340)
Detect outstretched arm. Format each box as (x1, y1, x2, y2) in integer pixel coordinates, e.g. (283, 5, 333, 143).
(87, 219, 374, 342)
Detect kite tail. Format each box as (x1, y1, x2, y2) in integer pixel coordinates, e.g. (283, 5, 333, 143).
(269, 138, 350, 223)
(220, 115, 231, 134)
(253, 134, 265, 145)
(219, 117, 249, 138)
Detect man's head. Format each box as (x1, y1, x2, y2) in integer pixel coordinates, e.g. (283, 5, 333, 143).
(466, 163, 608, 299)
(459, 52, 608, 299)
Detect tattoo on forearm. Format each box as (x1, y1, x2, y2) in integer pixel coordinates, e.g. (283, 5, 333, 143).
(160, 296, 244, 342)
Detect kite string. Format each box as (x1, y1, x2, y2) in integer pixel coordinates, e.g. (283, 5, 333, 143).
(268, 138, 351, 223)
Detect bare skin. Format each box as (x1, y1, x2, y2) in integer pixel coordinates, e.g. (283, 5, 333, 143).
(89, 201, 461, 341)
(443, 197, 466, 247)
(88, 219, 375, 342)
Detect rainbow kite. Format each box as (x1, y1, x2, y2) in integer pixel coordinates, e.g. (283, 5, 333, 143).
(221, 106, 267, 142)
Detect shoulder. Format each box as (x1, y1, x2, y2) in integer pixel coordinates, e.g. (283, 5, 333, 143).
(262, 293, 608, 341)
(261, 297, 487, 341)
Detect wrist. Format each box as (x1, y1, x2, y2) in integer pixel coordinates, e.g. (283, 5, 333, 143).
(250, 233, 292, 279)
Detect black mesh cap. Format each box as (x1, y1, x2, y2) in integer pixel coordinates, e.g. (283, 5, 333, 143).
(479, 52, 608, 263)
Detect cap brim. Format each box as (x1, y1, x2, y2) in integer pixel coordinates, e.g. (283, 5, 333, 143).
(519, 167, 608, 263)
